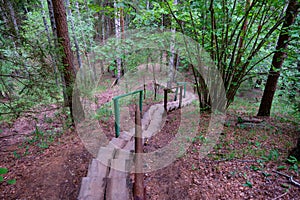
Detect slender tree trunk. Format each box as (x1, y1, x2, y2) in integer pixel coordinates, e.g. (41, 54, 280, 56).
(52, 0, 79, 122)
(235, 0, 251, 67)
(47, 0, 69, 104)
(75, 1, 92, 68)
(41, 0, 52, 48)
(47, 0, 57, 38)
(120, 6, 125, 75)
(0, 1, 17, 49)
(209, 0, 219, 62)
(257, 0, 299, 116)
(101, 10, 106, 41)
(167, 0, 178, 88)
(65, 0, 82, 69)
(0, 2, 8, 28)
(41, 0, 59, 86)
(7, 1, 19, 37)
(114, 0, 121, 80)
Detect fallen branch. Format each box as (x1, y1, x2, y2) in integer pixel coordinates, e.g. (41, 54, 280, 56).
(0, 133, 29, 139)
(110, 78, 118, 88)
(272, 191, 288, 200)
(272, 170, 300, 187)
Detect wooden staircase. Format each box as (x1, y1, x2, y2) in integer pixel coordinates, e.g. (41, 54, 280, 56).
(78, 91, 197, 200)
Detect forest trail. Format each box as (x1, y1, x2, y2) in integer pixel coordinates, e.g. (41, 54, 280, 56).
(78, 90, 197, 200)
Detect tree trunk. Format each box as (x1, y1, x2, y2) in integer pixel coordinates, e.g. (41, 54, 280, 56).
(0, 2, 8, 28)
(41, 0, 59, 86)
(52, 0, 82, 123)
(120, 6, 125, 75)
(114, 0, 121, 80)
(167, 0, 178, 88)
(65, 0, 82, 69)
(47, 0, 57, 38)
(7, 1, 19, 37)
(234, 0, 251, 68)
(75, 1, 93, 72)
(257, 0, 299, 116)
(0, 1, 17, 49)
(209, 0, 217, 61)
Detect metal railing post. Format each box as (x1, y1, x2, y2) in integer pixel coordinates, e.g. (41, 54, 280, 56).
(112, 89, 144, 137)
(113, 98, 120, 137)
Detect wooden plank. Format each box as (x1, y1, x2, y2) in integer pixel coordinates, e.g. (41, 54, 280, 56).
(118, 131, 133, 141)
(78, 177, 106, 200)
(105, 177, 130, 200)
(123, 139, 135, 152)
(105, 158, 131, 200)
(87, 159, 110, 178)
(114, 149, 133, 160)
(107, 137, 128, 149)
(109, 158, 131, 175)
(96, 147, 116, 165)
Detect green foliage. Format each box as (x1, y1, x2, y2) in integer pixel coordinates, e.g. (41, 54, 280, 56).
(12, 125, 62, 158)
(261, 149, 279, 162)
(250, 165, 260, 171)
(287, 155, 299, 173)
(94, 102, 113, 121)
(6, 179, 16, 185)
(0, 4, 62, 121)
(0, 168, 8, 175)
(0, 167, 16, 185)
(277, 165, 286, 170)
(13, 151, 21, 159)
(243, 180, 253, 188)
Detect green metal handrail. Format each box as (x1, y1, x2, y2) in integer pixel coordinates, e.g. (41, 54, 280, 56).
(112, 89, 143, 137)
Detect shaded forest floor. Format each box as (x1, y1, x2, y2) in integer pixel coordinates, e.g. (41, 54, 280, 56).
(143, 108, 300, 199)
(0, 105, 92, 199)
(1, 91, 300, 199)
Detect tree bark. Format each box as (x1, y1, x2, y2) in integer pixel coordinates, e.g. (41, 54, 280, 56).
(52, 0, 79, 122)
(0, 2, 8, 28)
(65, 0, 82, 69)
(257, 0, 299, 116)
(75, 1, 94, 76)
(41, 0, 59, 86)
(114, 0, 122, 80)
(167, 0, 178, 88)
(47, 0, 57, 39)
(7, 1, 19, 37)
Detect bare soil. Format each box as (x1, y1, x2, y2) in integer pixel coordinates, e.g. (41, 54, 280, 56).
(143, 111, 300, 199)
(0, 106, 92, 200)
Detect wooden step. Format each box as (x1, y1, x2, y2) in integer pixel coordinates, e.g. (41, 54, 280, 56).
(109, 158, 132, 174)
(106, 137, 128, 149)
(114, 149, 134, 160)
(96, 147, 116, 165)
(105, 159, 132, 200)
(87, 159, 110, 178)
(78, 176, 107, 200)
(105, 177, 130, 200)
